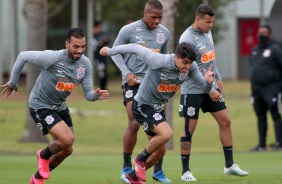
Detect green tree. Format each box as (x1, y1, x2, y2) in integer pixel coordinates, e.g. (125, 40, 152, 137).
(96, 0, 231, 47)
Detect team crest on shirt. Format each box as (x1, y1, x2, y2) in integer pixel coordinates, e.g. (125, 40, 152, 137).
(156, 33, 165, 44)
(179, 72, 188, 81)
(77, 67, 86, 79)
(142, 122, 148, 131)
(135, 26, 143, 31)
(45, 115, 54, 125)
(263, 49, 271, 57)
(187, 106, 195, 116)
(125, 90, 133, 98)
(153, 113, 162, 121)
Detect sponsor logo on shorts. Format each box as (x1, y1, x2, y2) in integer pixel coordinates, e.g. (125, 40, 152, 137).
(219, 95, 225, 103)
(45, 115, 55, 125)
(179, 104, 183, 112)
(142, 122, 148, 131)
(125, 90, 133, 98)
(37, 123, 43, 132)
(153, 113, 162, 121)
(153, 104, 164, 111)
(187, 106, 195, 116)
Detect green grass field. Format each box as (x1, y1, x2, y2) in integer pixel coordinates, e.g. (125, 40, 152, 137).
(0, 80, 281, 183)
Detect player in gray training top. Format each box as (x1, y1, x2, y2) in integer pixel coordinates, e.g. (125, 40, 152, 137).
(178, 4, 248, 182)
(100, 42, 214, 183)
(111, 0, 171, 183)
(1, 28, 110, 184)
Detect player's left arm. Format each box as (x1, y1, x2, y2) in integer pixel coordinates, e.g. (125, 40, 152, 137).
(213, 61, 223, 93)
(189, 62, 214, 94)
(81, 60, 110, 101)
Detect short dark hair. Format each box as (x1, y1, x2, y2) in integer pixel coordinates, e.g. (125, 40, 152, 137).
(67, 28, 85, 42)
(196, 4, 215, 18)
(260, 25, 272, 33)
(175, 42, 196, 62)
(145, 0, 163, 10)
(94, 20, 102, 27)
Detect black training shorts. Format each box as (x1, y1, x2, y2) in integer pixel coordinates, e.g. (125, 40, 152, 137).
(132, 99, 166, 136)
(122, 83, 140, 105)
(29, 107, 73, 135)
(179, 91, 226, 119)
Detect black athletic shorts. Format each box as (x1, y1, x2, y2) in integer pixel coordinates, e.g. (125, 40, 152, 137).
(29, 107, 73, 135)
(122, 83, 140, 105)
(132, 99, 166, 136)
(179, 90, 226, 119)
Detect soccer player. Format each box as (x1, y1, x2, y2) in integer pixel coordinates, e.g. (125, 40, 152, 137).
(111, 0, 170, 182)
(1, 28, 110, 184)
(178, 4, 248, 181)
(100, 42, 215, 184)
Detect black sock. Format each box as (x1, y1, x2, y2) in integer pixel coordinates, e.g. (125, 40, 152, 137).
(40, 146, 54, 159)
(154, 157, 163, 173)
(223, 146, 234, 168)
(34, 171, 42, 179)
(34, 166, 54, 179)
(181, 154, 190, 174)
(49, 166, 55, 172)
(129, 170, 138, 179)
(138, 148, 151, 162)
(123, 152, 132, 168)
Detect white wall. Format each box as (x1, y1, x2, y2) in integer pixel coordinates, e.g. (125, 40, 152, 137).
(215, 0, 275, 80)
(1, 0, 27, 74)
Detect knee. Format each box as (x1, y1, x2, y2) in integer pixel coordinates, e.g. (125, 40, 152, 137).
(219, 116, 231, 129)
(161, 130, 173, 143)
(61, 135, 74, 149)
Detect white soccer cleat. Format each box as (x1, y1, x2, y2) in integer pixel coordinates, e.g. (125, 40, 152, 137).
(224, 164, 249, 177)
(181, 171, 197, 181)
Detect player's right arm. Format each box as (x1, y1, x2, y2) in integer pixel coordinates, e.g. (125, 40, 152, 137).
(1, 50, 58, 97)
(101, 43, 165, 70)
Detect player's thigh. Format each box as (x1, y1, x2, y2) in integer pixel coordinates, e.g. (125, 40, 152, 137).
(49, 121, 73, 141)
